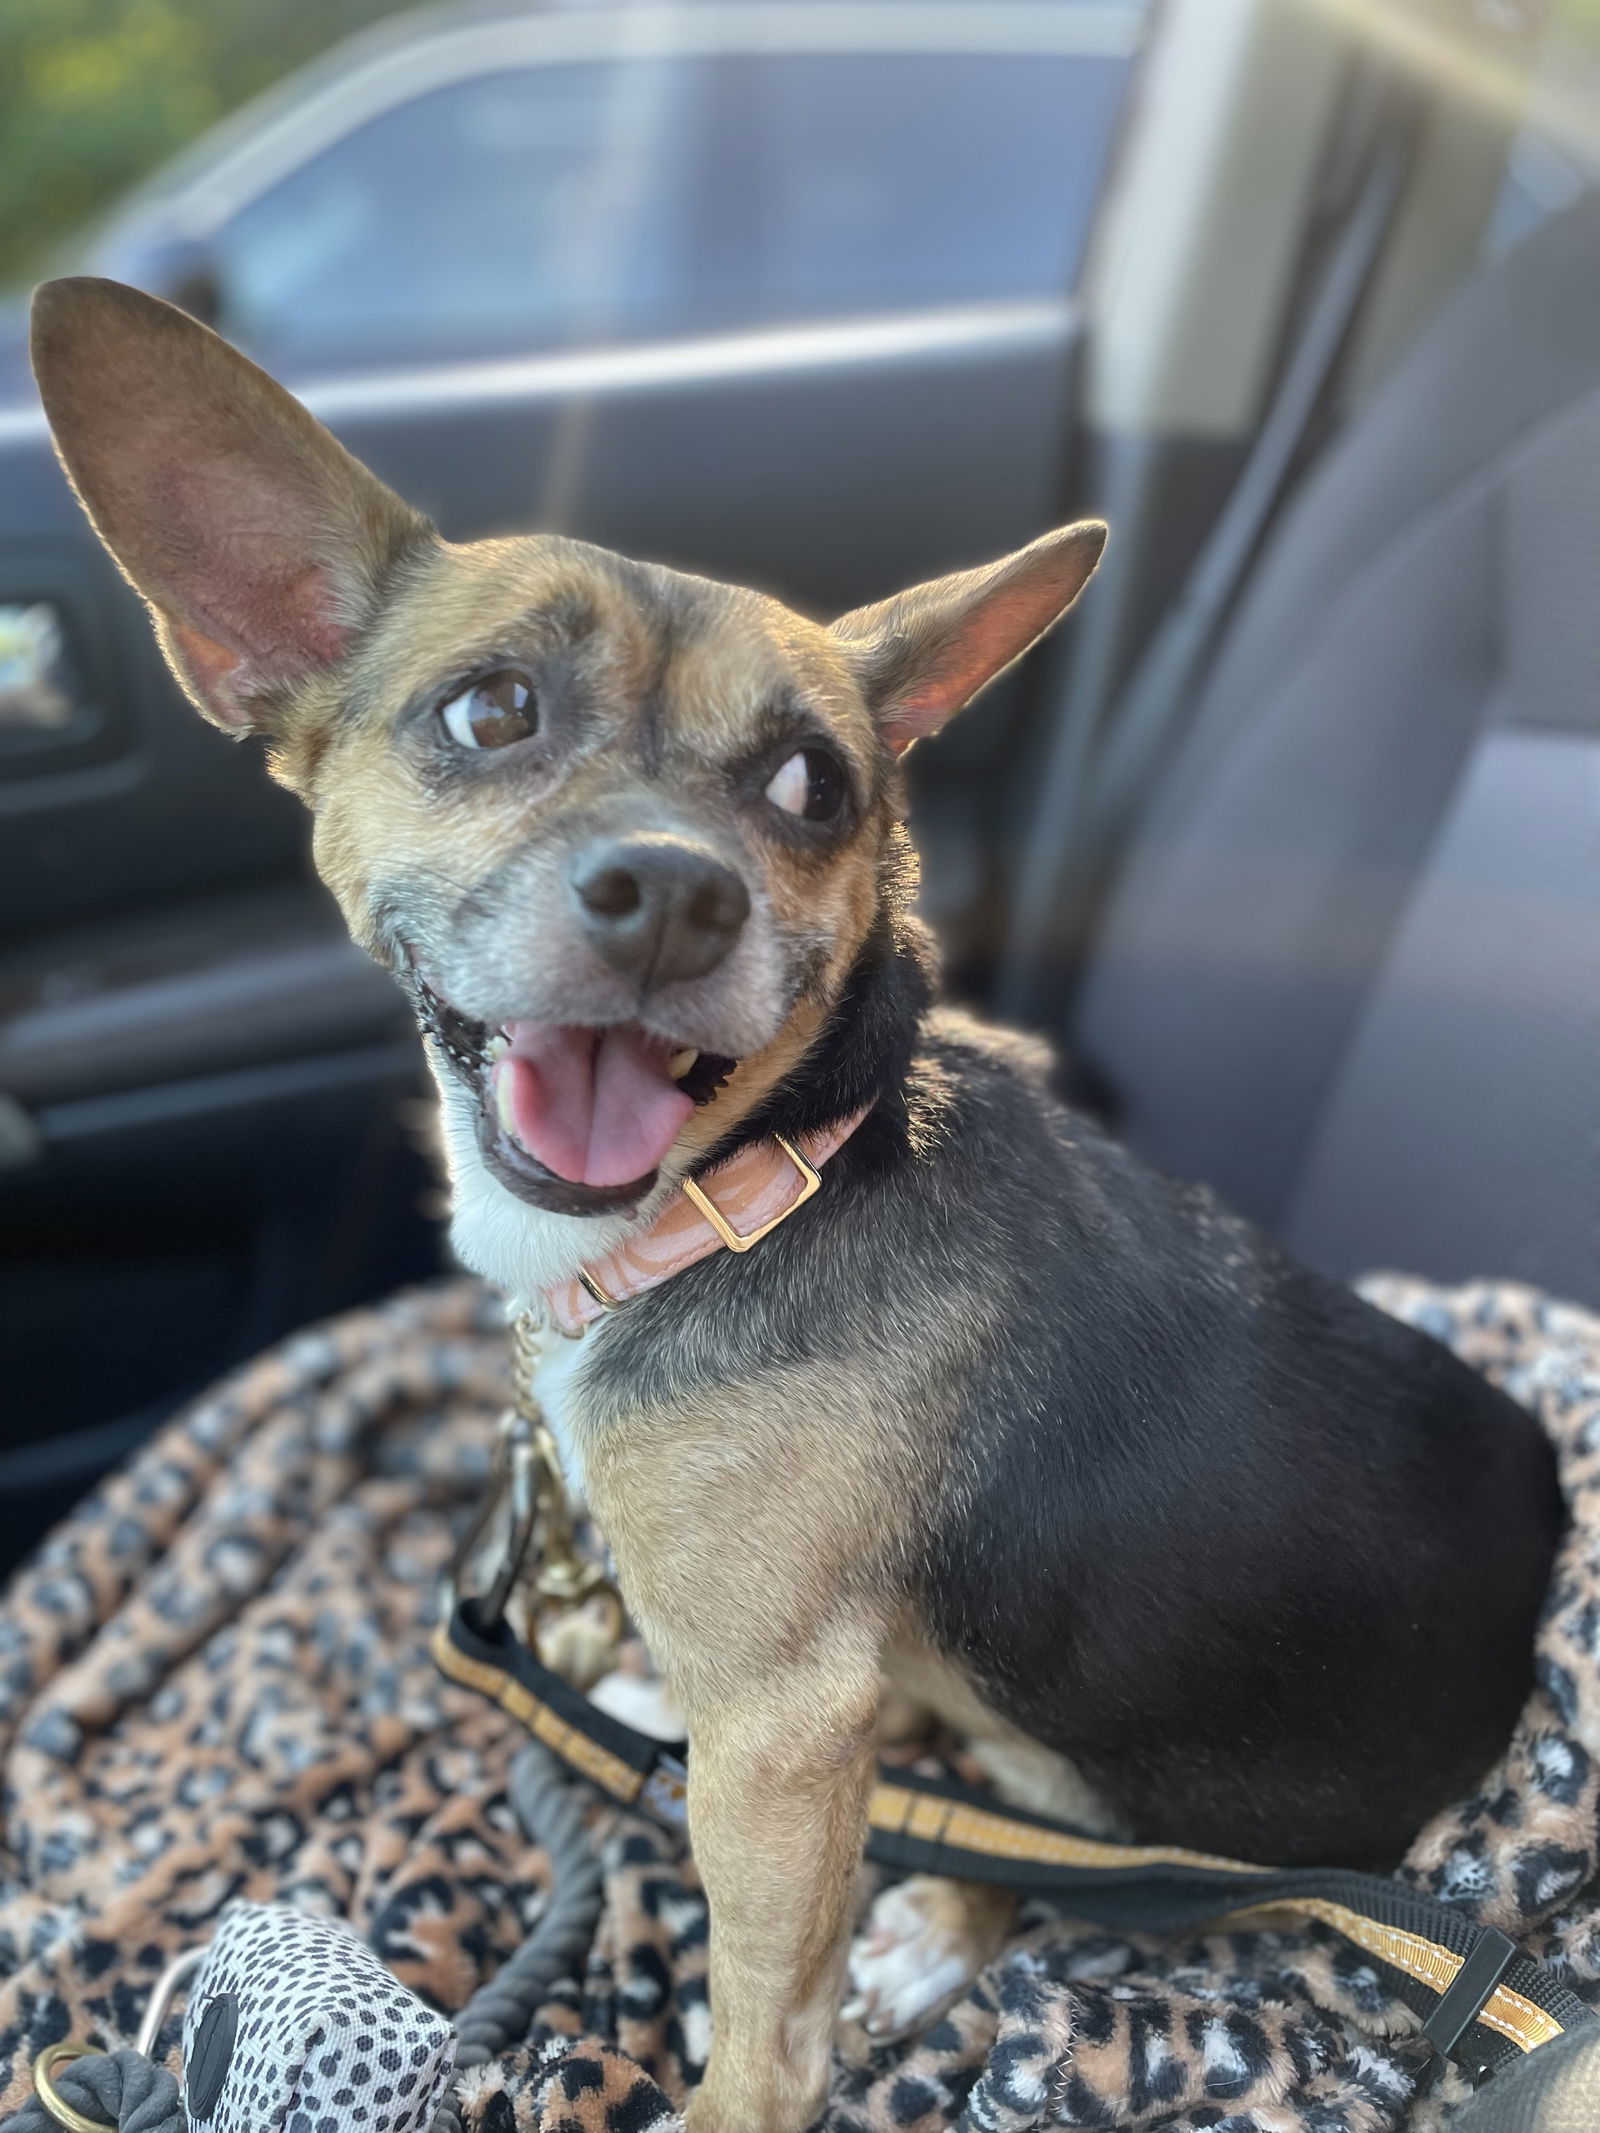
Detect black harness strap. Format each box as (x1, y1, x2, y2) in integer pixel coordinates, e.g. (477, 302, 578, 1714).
(435, 1604, 690, 1824)
(435, 1601, 1597, 2082)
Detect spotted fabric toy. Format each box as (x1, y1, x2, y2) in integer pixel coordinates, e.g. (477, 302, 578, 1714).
(180, 1905, 454, 2133)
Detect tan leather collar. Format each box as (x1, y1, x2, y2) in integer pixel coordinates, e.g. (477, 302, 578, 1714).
(541, 1106, 871, 1336)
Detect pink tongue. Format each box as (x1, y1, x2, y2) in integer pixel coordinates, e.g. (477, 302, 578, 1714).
(492, 1023, 695, 1189)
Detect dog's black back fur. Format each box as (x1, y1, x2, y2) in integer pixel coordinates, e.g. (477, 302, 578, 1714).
(904, 1038, 1560, 1868)
(589, 904, 1563, 1871)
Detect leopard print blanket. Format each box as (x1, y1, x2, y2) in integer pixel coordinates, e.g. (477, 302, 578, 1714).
(2, 1275, 1599, 2133)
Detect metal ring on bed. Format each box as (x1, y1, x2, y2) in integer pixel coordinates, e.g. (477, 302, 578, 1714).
(31, 2046, 106, 2133)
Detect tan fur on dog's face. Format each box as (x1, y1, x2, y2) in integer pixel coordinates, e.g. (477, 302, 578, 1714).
(28, 275, 1104, 1228)
(290, 533, 894, 1123)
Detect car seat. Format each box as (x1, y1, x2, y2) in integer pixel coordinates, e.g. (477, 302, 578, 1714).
(1069, 189, 1600, 1308)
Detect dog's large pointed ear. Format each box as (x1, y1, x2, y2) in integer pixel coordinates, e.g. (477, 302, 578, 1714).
(30, 277, 433, 735)
(831, 522, 1106, 756)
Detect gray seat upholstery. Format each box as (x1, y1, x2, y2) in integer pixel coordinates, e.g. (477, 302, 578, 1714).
(1454, 2021, 1600, 2132)
(1072, 191, 1600, 1307)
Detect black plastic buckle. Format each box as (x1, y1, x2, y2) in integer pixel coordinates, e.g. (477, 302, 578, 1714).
(1421, 1927, 1517, 2071)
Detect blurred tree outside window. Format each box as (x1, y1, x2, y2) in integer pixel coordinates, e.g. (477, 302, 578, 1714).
(0, 0, 417, 288)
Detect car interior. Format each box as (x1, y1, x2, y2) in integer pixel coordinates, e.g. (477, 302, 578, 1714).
(2, 0, 1597, 1590)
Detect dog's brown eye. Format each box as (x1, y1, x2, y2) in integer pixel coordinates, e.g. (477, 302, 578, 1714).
(439, 670, 535, 750)
(764, 747, 845, 822)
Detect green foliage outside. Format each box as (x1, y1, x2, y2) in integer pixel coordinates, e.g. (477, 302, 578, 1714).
(0, 0, 417, 287)
(3, 0, 1600, 297)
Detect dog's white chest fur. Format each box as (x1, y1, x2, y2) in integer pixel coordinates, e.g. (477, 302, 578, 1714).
(439, 1074, 639, 1298)
(526, 1326, 596, 1498)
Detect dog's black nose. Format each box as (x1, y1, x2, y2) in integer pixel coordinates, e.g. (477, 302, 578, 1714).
(571, 837, 750, 988)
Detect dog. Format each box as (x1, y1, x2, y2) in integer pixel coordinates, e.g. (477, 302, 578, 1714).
(31, 279, 1562, 2133)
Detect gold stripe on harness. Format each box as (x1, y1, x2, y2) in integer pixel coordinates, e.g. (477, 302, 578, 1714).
(867, 1782, 1263, 1877)
(866, 1782, 1564, 2056)
(1222, 1898, 1565, 2055)
(431, 1623, 644, 1804)
(433, 1670, 1566, 2060)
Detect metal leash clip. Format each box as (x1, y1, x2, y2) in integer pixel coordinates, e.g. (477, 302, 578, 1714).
(445, 1333, 623, 1661)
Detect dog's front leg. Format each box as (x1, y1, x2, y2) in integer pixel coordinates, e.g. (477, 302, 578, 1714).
(684, 1662, 878, 2133)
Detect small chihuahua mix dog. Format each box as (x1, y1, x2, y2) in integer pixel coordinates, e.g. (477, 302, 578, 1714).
(34, 280, 1561, 2133)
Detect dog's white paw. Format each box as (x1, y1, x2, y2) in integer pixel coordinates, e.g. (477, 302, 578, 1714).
(589, 1668, 686, 1740)
(841, 1876, 1015, 2041)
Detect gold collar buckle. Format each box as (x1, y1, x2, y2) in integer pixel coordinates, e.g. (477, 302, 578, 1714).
(680, 1133, 821, 1253)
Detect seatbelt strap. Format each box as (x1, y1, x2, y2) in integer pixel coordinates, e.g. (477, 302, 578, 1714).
(1001, 82, 1420, 1021)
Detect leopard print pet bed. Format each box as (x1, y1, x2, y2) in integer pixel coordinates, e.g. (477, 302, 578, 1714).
(2, 1275, 1599, 2133)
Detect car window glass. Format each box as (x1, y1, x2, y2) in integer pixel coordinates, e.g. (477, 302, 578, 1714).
(209, 41, 1133, 368)
(213, 59, 701, 365)
(1483, 5, 1600, 257)
(685, 51, 1130, 327)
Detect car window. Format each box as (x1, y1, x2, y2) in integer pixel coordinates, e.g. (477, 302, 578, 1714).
(209, 42, 1131, 370)
(1483, 6, 1600, 260)
(213, 59, 703, 366)
(687, 51, 1130, 328)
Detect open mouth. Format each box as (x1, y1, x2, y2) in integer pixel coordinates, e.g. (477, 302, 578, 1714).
(410, 977, 735, 1214)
